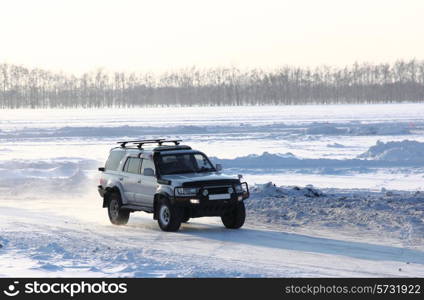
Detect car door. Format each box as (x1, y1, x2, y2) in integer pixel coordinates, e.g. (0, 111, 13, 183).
(137, 158, 157, 207)
(121, 157, 142, 204)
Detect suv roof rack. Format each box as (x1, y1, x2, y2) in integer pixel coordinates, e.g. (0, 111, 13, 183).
(117, 139, 183, 149)
(153, 145, 192, 152)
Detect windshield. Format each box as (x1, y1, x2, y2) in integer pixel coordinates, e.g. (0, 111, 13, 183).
(157, 153, 215, 175)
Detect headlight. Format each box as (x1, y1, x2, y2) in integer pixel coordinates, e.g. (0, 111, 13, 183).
(175, 187, 198, 196)
(235, 184, 243, 193)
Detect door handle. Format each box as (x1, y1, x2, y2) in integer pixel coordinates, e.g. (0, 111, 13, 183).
(137, 180, 141, 183)
(119, 177, 123, 181)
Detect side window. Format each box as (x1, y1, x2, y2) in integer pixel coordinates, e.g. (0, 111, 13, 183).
(141, 159, 155, 176)
(105, 151, 126, 171)
(194, 154, 209, 169)
(123, 157, 141, 174)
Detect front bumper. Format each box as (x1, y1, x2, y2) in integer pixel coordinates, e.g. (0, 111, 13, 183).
(172, 182, 249, 217)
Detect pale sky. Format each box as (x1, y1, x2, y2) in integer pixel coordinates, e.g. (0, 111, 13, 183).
(1, 0, 423, 74)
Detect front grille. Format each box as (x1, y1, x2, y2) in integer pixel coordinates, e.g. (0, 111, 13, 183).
(182, 179, 239, 187)
(207, 186, 231, 194)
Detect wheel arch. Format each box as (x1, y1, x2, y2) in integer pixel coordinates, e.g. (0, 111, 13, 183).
(103, 185, 124, 207)
(153, 192, 171, 220)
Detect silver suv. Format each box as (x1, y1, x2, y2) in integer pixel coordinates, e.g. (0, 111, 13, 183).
(98, 139, 249, 231)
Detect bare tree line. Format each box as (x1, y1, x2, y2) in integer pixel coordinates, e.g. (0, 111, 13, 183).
(1, 60, 424, 108)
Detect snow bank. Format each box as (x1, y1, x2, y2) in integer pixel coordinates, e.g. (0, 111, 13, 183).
(0, 158, 98, 195)
(358, 140, 424, 163)
(305, 122, 411, 136)
(212, 140, 424, 170)
(305, 124, 345, 135)
(212, 152, 304, 169)
(246, 182, 424, 246)
(250, 182, 324, 198)
(327, 143, 346, 148)
(0, 120, 416, 140)
(0, 158, 97, 180)
(348, 123, 411, 135)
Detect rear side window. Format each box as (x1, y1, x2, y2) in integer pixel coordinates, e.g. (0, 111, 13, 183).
(123, 157, 142, 174)
(105, 151, 126, 171)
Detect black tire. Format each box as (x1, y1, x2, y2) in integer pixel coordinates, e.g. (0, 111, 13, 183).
(107, 192, 130, 225)
(157, 198, 182, 231)
(221, 201, 246, 229)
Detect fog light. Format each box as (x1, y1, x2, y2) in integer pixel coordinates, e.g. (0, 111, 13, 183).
(202, 189, 209, 196)
(190, 199, 200, 204)
(237, 196, 243, 201)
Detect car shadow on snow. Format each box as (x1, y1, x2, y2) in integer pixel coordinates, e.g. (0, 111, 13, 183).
(178, 221, 424, 265)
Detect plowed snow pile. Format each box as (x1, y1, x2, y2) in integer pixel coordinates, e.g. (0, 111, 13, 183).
(247, 182, 424, 248)
(358, 140, 424, 162)
(212, 140, 424, 170)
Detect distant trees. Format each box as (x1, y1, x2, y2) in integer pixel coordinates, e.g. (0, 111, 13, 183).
(1, 60, 424, 108)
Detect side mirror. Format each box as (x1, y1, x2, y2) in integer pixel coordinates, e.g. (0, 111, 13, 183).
(143, 168, 155, 176)
(215, 164, 222, 172)
(98, 167, 105, 172)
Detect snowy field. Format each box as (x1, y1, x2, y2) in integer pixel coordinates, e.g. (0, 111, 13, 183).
(1, 103, 424, 277)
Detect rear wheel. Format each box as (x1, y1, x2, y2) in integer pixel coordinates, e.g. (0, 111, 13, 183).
(157, 198, 182, 231)
(107, 192, 130, 225)
(221, 201, 245, 229)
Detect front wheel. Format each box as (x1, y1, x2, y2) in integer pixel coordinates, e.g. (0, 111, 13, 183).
(108, 192, 130, 225)
(157, 199, 182, 232)
(221, 202, 245, 229)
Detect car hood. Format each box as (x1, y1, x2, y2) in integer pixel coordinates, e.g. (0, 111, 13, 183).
(161, 172, 239, 186)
